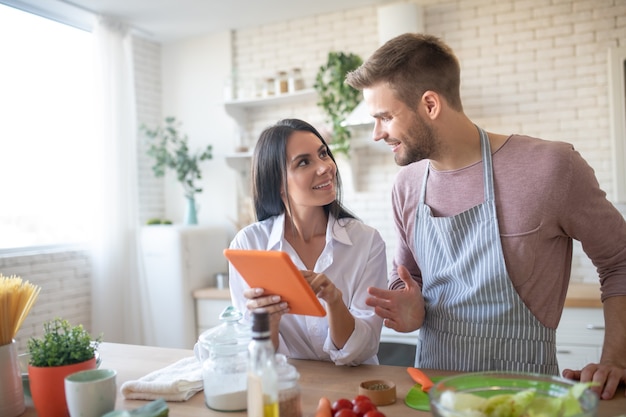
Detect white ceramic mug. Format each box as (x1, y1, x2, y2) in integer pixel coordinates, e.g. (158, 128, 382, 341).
(64, 368, 117, 417)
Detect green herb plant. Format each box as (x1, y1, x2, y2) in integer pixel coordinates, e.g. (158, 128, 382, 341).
(146, 218, 173, 225)
(140, 116, 213, 199)
(27, 318, 102, 367)
(313, 51, 363, 157)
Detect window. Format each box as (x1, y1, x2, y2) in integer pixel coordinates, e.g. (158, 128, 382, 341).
(0, 4, 97, 250)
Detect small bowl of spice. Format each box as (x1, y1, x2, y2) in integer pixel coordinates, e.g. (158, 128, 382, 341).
(358, 379, 397, 406)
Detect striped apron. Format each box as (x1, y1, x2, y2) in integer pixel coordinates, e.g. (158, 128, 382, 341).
(414, 126, 558, 374)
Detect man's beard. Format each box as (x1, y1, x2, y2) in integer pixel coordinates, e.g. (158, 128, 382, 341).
(394, 112, 438, 166)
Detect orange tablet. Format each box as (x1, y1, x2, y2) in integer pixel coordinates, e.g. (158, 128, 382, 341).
(223, 249, 326, 317)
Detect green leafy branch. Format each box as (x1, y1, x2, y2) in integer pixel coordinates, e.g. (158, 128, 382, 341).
(314, 51, 363, 156)
(140, 117, 213, 199)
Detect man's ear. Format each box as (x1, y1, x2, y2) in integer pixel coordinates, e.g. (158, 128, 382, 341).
(421, 90, 441, 120)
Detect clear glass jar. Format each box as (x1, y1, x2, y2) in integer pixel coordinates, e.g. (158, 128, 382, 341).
(288, 68, 305, 93)
(194, 306, 251, 363)
(202, 343, 248, 411)
(275, 71, 288, 95)
(275, 354, 302, 417)
(195, 306, 252, 411)
(263, 78, 275, 97)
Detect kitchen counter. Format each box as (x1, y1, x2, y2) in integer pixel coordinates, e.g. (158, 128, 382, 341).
(193, 287, 230, 300)
(564, 282, 602, 308)
(194, 282, 604, 308)
(20, 342, 626, 417)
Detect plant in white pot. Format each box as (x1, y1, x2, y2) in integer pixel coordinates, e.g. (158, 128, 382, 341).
(140, 116, 213, 224)
(27, 318, 102, 417)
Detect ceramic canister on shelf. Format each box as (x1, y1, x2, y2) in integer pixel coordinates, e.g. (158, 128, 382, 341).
(0, 340, 25, 417)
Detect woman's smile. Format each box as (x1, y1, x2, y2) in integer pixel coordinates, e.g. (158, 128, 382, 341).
(313, 180, 333, 190)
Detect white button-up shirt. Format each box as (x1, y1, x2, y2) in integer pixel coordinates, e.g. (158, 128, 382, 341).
(228, 213, 387, 365)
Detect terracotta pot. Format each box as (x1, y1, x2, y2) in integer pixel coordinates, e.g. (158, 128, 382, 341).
(28, 357, 97, 417)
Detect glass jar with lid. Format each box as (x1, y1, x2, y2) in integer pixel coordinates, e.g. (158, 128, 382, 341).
(202, 342, 249, 411)
(195, 306, 252, 411)
(262, 78, 275, 97)
(275, 71, 288, 95)
(288, 68, 305, 93)
(275, 353, 302, 417)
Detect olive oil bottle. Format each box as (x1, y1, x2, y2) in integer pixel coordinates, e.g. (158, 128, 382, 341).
(248, 311, 279, 417)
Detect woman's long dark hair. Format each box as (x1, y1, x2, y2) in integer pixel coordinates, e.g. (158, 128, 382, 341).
(252, 118, 356, 222)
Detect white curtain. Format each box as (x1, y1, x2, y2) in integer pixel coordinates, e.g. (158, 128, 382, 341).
(90, 18, 154, 345)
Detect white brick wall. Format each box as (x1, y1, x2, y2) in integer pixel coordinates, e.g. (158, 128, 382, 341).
(133, 36, 165, 224)
(230, 0, 626, 283)
(1, 248, 92, 352)
(4, 0, 625, 349)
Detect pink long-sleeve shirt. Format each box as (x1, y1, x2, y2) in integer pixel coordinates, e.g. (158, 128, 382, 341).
(389, 134, 626, 329)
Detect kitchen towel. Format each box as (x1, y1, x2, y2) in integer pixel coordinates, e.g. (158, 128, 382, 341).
(120, 356, 203, 401)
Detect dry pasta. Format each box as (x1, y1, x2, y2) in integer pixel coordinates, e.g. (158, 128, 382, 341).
(0, 273, 41, 346)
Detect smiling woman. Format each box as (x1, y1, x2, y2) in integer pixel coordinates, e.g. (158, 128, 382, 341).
(0, 4, 98, 250)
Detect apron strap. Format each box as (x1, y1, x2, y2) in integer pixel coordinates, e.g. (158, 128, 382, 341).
(478, 126, 495, 202)
(420, 126, 494, 204)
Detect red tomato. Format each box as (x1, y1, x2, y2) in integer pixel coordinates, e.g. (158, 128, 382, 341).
(334, 409, 358, 417)
(352, 395, 373, 405)
(363, 411, 386, 417)
(352, 400, 377, 417)
(332, 398, 354, 414)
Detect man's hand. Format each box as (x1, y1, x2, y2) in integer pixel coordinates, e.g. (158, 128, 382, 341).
(564, 295, 626, 399)
(562, 363, 626, 400)
(365, 265, 425, 332)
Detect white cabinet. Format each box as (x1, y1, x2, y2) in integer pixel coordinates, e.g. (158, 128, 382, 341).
(140, 226, 230, 349)
(556, 307, 605, 371)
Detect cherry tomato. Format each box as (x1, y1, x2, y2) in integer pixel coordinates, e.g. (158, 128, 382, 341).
(332, 398, 354, 414)
(363, 411, 386, 417)
(352, 395, 373, 405)
(334, 409, 358, 417)
(352, 400, 377, 417)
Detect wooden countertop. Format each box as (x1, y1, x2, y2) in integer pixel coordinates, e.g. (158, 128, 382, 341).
(193, 287, 230, 300)
(20, 342, 626, 417)
(194, 282, 604, 308)
(564, 282, 602, 308)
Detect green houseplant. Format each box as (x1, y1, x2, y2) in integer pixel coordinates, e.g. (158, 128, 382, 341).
(140, 116, 213, 224)
(314, 51, 363, 157)
(27, 318, 102, 417)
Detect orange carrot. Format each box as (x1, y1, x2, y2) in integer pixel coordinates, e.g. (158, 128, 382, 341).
(314, 396, 333, 417)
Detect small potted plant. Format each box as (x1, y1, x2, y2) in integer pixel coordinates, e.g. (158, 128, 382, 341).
(27, 318, 102, 417)
(140, 116, 213, 224)
(314, 51, 363, 157)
